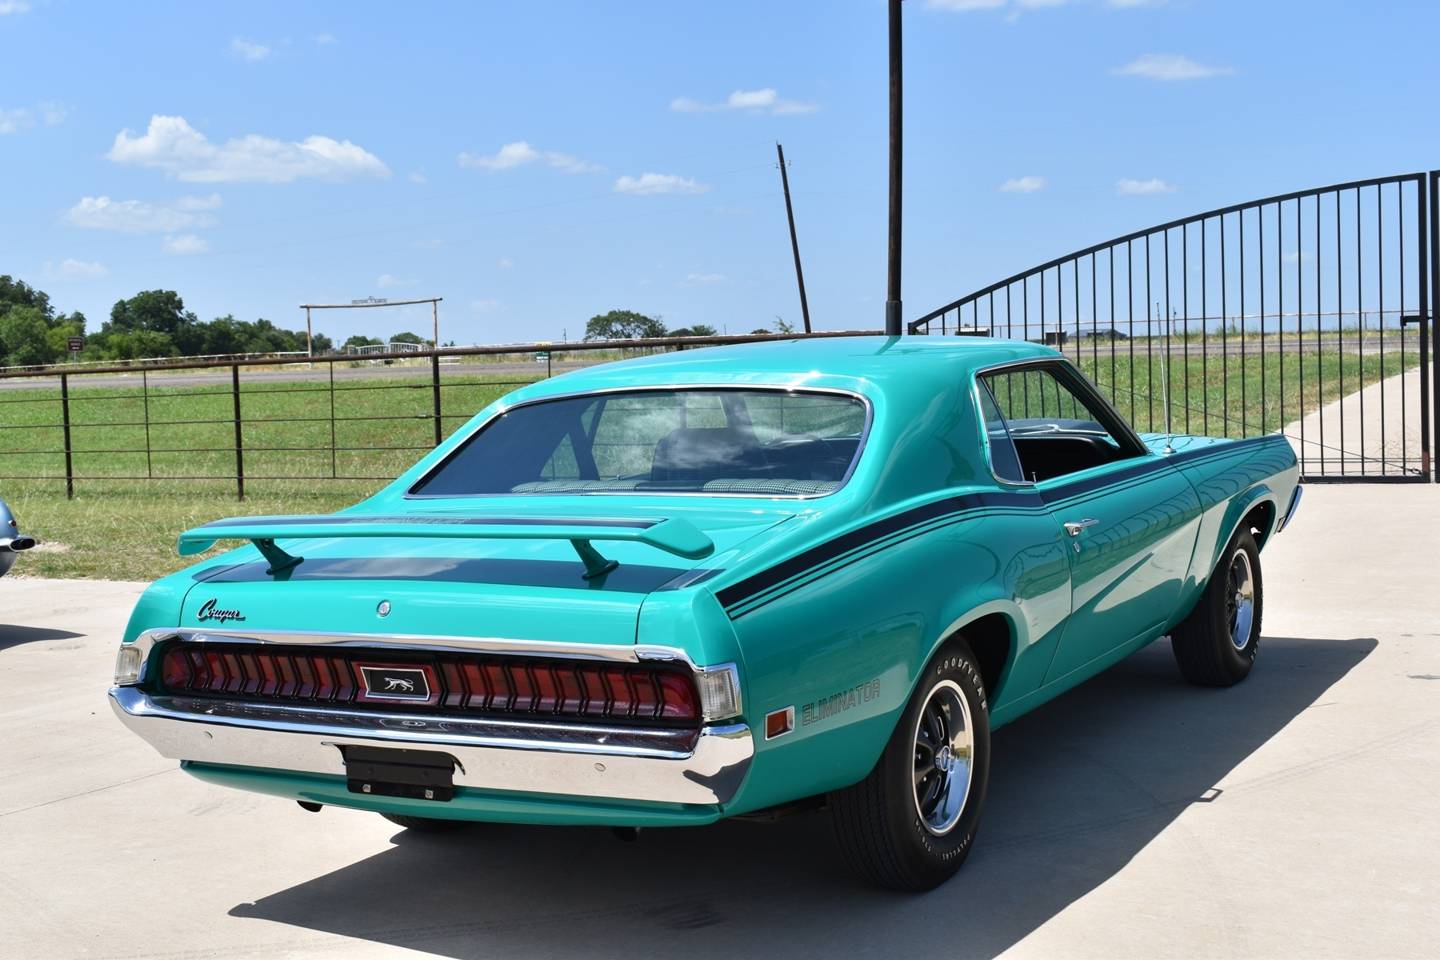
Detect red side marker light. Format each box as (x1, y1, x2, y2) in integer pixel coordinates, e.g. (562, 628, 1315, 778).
(765, 706, 795, 740)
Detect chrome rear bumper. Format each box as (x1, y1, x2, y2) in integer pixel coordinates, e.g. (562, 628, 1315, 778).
(109, 687, 753, 807)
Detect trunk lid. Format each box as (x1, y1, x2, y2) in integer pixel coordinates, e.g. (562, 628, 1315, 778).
(177, 502, 797, 646)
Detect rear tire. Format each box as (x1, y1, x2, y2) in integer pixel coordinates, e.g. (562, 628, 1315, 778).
(1171, 528, 1263, 687)
(380, 812, 468, 832)
(828, 641, 991, 891)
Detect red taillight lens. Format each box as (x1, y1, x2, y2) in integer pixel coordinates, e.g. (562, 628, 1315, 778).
(153, 643, 703, 726)
(656, 672, 700, 721)
(161, 649, 192, 688)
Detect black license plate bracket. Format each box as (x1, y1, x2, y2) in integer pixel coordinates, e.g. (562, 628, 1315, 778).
(341, 745, 456, 802)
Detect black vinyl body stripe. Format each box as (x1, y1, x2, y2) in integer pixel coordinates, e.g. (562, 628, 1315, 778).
(1036, 456, 1170, 504)
(1165, 434, 1279, 465)
(718, 435, 1288, 613)
(715, 490, 1040, 610)
(202, 515, 659, 530)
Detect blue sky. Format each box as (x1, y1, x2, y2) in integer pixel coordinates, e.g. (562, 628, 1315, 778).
(2, 0, 1436, 345)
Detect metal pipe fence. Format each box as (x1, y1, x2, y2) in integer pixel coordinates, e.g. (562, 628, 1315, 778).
(0, 331, 876, 500)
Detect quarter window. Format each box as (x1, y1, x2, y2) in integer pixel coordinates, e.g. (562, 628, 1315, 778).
(978, 365, 1141, 483)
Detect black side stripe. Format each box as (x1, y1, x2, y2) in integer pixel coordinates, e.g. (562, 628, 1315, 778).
(715, 490, 1041, 610)
(1036, 456, 1170, 504)
(717, 435, 1288, 613)
(1166, 434, 1280, 465)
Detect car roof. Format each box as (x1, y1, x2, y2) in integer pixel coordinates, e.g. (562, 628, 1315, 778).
(514, 335, 1060, 401)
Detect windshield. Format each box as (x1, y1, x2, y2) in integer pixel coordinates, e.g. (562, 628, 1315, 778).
(409, 388, 869, 498)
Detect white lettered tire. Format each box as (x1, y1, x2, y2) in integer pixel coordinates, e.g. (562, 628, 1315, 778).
(828, 641, 991, 890)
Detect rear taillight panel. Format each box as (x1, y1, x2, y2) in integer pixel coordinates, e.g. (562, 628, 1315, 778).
(153, 642, 702, 727)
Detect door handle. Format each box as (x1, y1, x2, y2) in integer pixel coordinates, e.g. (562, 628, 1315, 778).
(1063, 518, 1100, 537)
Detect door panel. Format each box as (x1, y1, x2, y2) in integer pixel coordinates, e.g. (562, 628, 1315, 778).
(977, 363, 1202, 684)
(1038, 461, 1201, 680)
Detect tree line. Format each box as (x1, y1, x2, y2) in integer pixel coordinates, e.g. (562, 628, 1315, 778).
(0, 276, 431, 368)
(582, 309, 791, 340)
(0, 276, 794, 370)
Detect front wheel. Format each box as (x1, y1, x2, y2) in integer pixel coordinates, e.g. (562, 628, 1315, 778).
(1171, 527, 1263, 687)
(829, 642, 991, 891)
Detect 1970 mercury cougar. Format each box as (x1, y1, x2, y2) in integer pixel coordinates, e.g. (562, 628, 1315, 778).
(111, 337, 1301, 890)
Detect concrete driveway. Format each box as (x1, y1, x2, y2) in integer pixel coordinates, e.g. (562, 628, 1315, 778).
(2, 485, 1437, 959)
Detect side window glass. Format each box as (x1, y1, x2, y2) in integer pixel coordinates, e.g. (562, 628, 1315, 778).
(977, 381, 1026, 483)
(979, 365, 1138, 483)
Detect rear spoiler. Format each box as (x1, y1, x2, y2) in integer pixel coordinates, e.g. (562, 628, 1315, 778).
(177, 514, 714, 579)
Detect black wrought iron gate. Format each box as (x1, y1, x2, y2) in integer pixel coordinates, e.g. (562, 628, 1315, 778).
(911, 173, 1438, 483)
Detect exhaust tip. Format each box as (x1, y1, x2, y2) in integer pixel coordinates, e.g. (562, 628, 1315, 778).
(8, 536, 37, 552)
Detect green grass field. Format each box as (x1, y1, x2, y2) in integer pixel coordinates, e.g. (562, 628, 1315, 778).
(0, 345, 1419, 580)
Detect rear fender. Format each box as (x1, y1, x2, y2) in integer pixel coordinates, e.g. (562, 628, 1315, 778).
(926, 598, 1029, 709)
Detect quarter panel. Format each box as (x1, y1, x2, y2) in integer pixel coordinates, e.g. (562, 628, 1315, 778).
(718, 503, 1070, 815)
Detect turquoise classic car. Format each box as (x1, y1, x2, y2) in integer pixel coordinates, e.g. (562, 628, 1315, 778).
(110, 336, 1301, 890)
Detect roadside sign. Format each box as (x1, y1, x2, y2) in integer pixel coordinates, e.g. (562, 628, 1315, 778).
(67, 336, 85, 353)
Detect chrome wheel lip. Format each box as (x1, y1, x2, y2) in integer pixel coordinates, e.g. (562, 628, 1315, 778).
(1227, 549, 1256, 650)
(910, 679, 975, 837)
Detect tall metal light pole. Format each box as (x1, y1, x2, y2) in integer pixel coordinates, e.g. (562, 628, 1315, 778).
(885, 0, 904, 337)
(775, 142, 812, 334)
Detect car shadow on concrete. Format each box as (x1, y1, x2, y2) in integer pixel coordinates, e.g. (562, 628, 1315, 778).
(229, 635, 1375, 959)
(0, 624, 83, 652)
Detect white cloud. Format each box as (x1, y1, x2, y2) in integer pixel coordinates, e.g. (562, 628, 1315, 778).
(924, 0, 1007, 10)
(470, 298, 501, 314)
(175, 193, 223, 211)
(1116, 177, 1177, 195)
(614, 173, 708, 196)
(1000, 175, 1047, 193)
(108, 115, 390, 183)
(163, 234, 209, 255)
(497, 257, 514, 270)
(1, 101, 69, 133)
(928, 0, 1161, 11)
(39, 101, 68, 125)
(670, 87, 818, 116)
(680, 272, 727, 287)
(376, 274, 416, 289)
(315, 32, 338, 45)
(0, 108, 29, 134)
(43, 259, 107, 280)
(0, 1, 31, 14)
(230, 37, 272, 62)
(457, 141, 601, 174)
(1114, 53, 1233, 81)
(408, 169, 427, 184)
(64, 195, 218, 233)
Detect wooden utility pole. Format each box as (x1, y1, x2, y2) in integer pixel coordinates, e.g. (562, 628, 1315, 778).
(885, 0, 904, 336)
(775, 143, 812, 334)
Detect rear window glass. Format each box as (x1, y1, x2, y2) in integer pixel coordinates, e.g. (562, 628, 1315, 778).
(409, 389, 869, 498)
